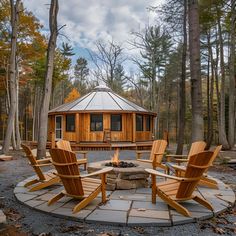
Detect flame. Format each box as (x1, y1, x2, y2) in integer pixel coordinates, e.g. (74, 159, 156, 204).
(111, 149, 120, 165)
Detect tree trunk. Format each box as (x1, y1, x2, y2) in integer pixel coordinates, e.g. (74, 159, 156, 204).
(1, 0, 20, 154)
(206, 31, 214, 149)
(228, 0, 236, 148)
(15, 60, 21, 149)
(176, 0, 187, 154)
(188, 0, 204, 142)
(37, 0, 58, 158)
(217, 8, 230, 149)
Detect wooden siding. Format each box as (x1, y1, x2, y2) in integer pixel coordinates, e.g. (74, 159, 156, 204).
(48, 113, 154, 142)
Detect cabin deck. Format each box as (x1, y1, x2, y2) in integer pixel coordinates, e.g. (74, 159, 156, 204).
(28, 141, 153, 150)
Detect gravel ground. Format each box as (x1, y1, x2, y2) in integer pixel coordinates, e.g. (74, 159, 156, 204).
(0, 149, 235, 236)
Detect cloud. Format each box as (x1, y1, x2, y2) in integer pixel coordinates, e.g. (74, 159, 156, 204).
(24, 0, 161, 44)
(23, 0, 163, 71)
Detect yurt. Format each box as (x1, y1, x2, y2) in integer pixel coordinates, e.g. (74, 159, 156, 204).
(48, 85, 156, 145)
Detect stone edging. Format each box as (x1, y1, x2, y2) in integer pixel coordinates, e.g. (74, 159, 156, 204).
(14, 174, 235, 226)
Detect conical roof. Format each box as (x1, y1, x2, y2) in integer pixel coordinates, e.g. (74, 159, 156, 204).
(49, 85, 155, 115)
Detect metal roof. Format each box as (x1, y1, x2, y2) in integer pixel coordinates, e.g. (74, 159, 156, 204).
(49, 85, 155, 114)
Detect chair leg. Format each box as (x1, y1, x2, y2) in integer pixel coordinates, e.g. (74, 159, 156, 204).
(48, 191, 65, 206)
(84, 163, 87, 171)
(24, 178, 39, 187)
(29, 176, 60, 192)
(193, 196, 213, 211)
(157, 190, 191, 217)
(73, 187, 101, 213)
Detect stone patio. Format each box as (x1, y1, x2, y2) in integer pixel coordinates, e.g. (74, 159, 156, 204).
(14, 170, 235, 226)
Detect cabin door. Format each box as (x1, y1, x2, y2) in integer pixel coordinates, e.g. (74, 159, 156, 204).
(55, 115, 63, 140)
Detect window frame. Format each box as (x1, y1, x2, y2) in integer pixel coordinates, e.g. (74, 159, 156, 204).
(66, 114, 75, 132)
(90, 114, 103, 132)
(145, 115, 151, 131)
(111, 114, 122, 131)
(136, 114, 143, 131)
(55, 115, 63, 140)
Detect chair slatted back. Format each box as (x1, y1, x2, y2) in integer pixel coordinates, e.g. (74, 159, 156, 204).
(187, 141, 206, 159)
(49, 148, 84, 196)
(176, 151, 213, 199)
(150, 140, 168, 163)
(208, 145, 222, 167)
(21, 144, 46, 181)
(56, 140, 72, 151)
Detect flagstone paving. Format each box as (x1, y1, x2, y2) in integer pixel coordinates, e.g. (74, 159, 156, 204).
(14, 173, 235, 226)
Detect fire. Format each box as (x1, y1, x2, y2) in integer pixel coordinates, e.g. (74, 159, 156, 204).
(111, 149, 120, 165)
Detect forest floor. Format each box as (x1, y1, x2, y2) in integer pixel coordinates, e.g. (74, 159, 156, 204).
(0, 147, 235, 236)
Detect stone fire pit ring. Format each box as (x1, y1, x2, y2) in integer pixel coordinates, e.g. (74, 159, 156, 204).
(87, 160, 150, 190)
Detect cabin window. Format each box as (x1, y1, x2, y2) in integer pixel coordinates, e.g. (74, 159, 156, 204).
(146, 116, 151, 131)
(111, 114, 122, 131)
(136, 114, 143, 131)
(55, 115, 62, 140)
(90, 114, 103, 131)
(66, 114, 75, 132)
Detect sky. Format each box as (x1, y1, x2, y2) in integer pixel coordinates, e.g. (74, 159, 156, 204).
(24, 0, 163, 72)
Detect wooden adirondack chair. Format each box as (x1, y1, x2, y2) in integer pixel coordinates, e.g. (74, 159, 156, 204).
(166, 141, 206, 165)
(168, 145, 222, 189)
(48, 148, 113, 213)
(136, 140, 168, 170)
(21, 144, 60, 192)
(145, 151, 214, 217)
(56, 139, 87, 170)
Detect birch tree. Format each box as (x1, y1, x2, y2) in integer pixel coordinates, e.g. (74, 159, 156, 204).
(37, 0, 58, 158)
(1, 0, 20, 154)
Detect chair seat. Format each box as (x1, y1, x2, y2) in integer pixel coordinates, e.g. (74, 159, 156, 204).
(43, 172, 57, 180)
(82, 177, 101, 197)
(157, 180, 180, 197)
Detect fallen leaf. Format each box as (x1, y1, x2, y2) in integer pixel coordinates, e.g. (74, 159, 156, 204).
(137, 208, 146, 211)
(213, 227, 226, 235)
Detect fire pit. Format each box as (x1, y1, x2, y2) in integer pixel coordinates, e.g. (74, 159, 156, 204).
(87, 150, 150, 190)
(104, 150, 137, 168)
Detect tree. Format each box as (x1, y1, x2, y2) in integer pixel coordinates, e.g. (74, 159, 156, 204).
(228, 0, 235, 148)
(130, 26, 172, 112)
(89, 40, 126, 92)
(60, 42, 74, 57)
(64, 88, 80, 103)
(2, 0, 20, 154)
(216, 3, 230, 149)
(37, 0, 58, 158)
(176, 1, 187, 154)
(74, 57, 89, 94)
(188, 0, 204, 142)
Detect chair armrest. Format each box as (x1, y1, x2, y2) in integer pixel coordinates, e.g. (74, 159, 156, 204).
(166, 154, 188, 158)
(165, 154, 188, 163)
(145, 168, 184, 181)
(33, 163, 53, 167)
(76, 159, 87, 165)
(56, 167, 113, 180)
(36, 158, 52, 163)
(175, 159, 188, 164)
(145, 168, 200, 182)
(154, 152, 165, 155)
(136, 151, 151, 154)
(167, 163, 186, 172)
(81, 167, 113, 178)
(75, 151, 88, 154)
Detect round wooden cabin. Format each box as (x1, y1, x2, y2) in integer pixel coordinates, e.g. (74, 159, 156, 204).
(48, 85, 157, 145)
